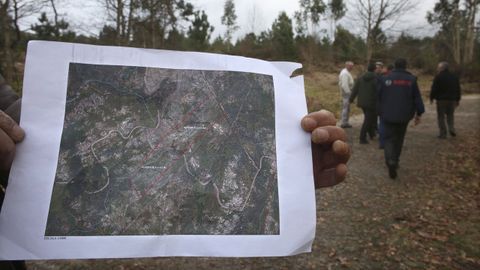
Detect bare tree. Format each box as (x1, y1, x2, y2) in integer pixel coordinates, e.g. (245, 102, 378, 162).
(294, 0, 327, 38)
(102, 0, 137, 45)
(247, 3, 257, 34)
(11, 0, 45, 43)
(463, 0, 479, 64)
(221, 0, 239, 51)
(428, 0, 479, 66)
(351, 0, 416, 61)
(0, 0, 44, 82)
(49, 0, 59, 25)
(0, 0, 14, 82)
(328, 0, 347, 38)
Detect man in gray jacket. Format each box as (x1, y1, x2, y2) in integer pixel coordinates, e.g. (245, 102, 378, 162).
(338, 61, 354, 128)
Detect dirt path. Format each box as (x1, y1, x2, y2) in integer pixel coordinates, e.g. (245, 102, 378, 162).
(29, 96, 480, 270)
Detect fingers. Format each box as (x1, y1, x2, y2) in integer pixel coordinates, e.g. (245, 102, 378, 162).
(301, 110, 336, 132)
(0, 110, 25, 143)
(305, 110, 350, 189)
(332, 140, 350, 163)
(334, 164, 347, 184)
(315, 164, 347, 188)
(318, 143, 351, 169)
(0, 129, 15, 171)
(312, 126, 347, 144)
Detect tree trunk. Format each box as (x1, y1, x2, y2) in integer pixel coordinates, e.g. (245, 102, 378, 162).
(11, 0, 21, 48)
(116, 0, 123, 44)
(1, 1, 14, 83)
(125, 0, 135, 45)
(366, 33, 373, 62)
(50, 0, 58, 26)
(451, 3, 462, 65)
(462, 0, 478, 64)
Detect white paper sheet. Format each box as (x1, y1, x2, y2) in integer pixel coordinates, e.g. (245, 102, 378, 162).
(0, 41, 315, 259)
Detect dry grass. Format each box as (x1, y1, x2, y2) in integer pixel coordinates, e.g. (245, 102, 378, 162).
(303, 67, 362, 117)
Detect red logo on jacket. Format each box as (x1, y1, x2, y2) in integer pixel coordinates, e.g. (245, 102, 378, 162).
(392, 80, 412, 86)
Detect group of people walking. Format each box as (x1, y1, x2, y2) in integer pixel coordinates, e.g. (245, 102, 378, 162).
(338, 59, 461, 179)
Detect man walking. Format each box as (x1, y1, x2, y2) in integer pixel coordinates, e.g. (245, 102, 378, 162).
(378, 59, 425, 179)
(430, 62, 461, 139)
(338, 61, 354, 128)
(350, 63, 377, 144)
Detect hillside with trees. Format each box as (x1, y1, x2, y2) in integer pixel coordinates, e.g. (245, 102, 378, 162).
(1, 0, 479, 92)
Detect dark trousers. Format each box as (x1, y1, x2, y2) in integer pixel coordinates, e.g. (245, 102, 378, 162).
(360, 107, 377, 141)
(378, 117, 385, 148)
(436, 100, 456, 137)
(0, 261, 27, 270)
(383, 121, 408, 168)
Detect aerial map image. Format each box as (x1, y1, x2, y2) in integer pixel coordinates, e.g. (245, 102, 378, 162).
(45, 63, 279, 236)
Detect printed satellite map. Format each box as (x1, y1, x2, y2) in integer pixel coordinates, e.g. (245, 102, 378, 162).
(45, 63, 279, 236)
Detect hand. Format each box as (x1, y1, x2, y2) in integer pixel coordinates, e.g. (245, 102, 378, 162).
(414, 115, 421, 126)
(301, 110, 350, 188)
(0, 110, 25, 171)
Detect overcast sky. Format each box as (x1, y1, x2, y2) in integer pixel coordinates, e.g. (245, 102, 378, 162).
(191, 0, 437, 39)
(22, 0, 438, 40)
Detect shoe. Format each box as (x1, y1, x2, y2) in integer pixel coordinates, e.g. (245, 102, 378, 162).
(388, 165, 397, 179)
(359, 139, 369, 144)
(341, 124, 353, 128)
(379, 145, 384, 150)
(450, 131, 456, 137)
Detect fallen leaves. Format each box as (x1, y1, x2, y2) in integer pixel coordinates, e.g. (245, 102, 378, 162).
(328, 248, 336, 258)
(337, 256, 349, 267)
(416, 230, 448, 242)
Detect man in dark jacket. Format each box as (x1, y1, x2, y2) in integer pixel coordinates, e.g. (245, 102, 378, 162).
(430, 62, 461, 139)
(350, 63, 377, 144)
(377, 59, 425, 179)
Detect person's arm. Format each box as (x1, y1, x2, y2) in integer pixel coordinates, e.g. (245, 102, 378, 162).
(0, 76, 25, 172)
(376, 79, 383, 116)
(301, 110, 350, 188)
(429, 75, 438, 103)
(0, 110, 24, 171)
(349, 79, 359, 103)
(412, 78, 425, 125)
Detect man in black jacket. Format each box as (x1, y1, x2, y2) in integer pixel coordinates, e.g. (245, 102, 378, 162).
(430, 62, 461, 139)
(377, 59, 425, 179)
(350, 63, 377, 144)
